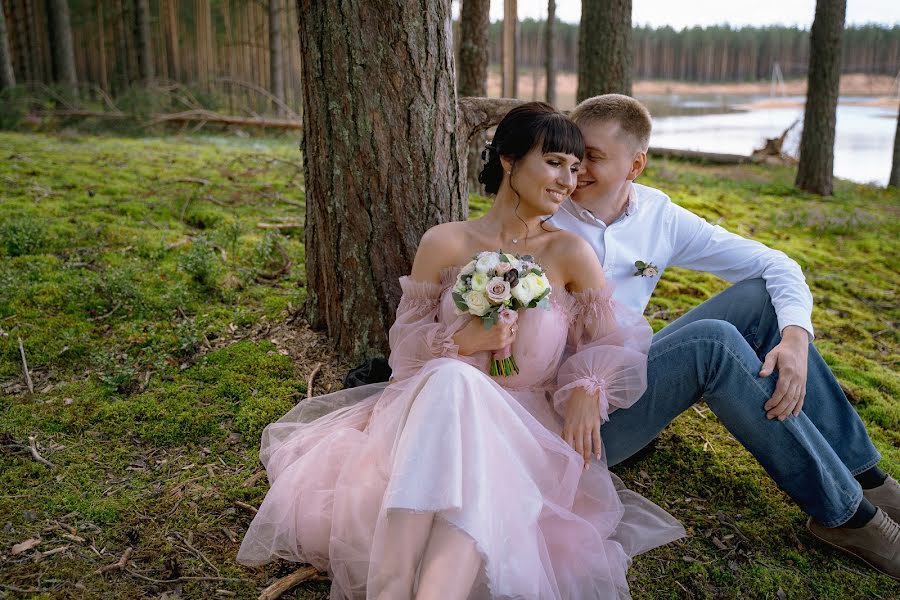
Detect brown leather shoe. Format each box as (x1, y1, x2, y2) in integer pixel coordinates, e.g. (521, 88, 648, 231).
(864, 476, 900, 524)
(806, 509, 900, 580)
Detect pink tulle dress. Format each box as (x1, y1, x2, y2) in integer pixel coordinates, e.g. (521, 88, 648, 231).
(237, 267, 685, 599)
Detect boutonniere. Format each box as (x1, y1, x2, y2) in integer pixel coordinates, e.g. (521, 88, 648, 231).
(634, 260, 659, 278)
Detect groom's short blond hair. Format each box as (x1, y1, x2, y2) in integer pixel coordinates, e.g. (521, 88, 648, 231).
(570, 94, 652, 152)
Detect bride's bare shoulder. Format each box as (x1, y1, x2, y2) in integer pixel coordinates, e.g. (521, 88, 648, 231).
(410, 221, 472, 283)
(546, 230, 605, 292)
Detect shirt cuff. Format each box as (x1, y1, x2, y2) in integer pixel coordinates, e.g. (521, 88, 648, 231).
(776, 307, 814, 342)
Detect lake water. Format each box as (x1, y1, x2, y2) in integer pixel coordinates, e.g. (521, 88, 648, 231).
(643, 95, 897, 187)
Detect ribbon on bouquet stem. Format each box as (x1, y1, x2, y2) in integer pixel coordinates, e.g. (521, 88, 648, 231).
(490, 308, 520, 377)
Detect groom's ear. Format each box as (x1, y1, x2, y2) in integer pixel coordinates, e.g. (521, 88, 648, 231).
(628, 151, 647, 182)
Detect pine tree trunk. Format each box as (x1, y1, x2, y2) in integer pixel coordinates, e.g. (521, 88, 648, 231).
(298, 0, 465, 360)
(134, 0, 153, 81)
(269, 0, 285, 115)
(458, 0, 489, 195)
(0, 0, 16, 89)
(163, 0, 179, 81)
(889, 100, 900, 188)
(112, 0, 129, 89)
(545, 0, 556, 106)
(502, 0, 516, 97)
(96, 0, 108, 92)
(46, 0, 77, 97)
(578, 0, 632, 100)
(795, 0, 846, 196)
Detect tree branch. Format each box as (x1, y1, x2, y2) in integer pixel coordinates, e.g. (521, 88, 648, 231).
(456, 97, 525, 143)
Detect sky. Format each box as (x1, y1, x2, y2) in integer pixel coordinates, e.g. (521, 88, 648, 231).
(472, 0, 900, 29)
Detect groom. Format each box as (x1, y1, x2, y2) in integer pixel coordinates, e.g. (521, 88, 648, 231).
(547, 94, 899, 579)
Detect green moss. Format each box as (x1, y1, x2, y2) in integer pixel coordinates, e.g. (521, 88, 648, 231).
(0, 133, 897, 598)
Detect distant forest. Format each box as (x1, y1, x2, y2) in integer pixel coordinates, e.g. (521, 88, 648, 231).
(2, 0, 898, 119)
(492, 21, 900, 81)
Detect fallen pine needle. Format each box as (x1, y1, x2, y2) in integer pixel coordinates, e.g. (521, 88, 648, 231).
(17, 336, 33, 394)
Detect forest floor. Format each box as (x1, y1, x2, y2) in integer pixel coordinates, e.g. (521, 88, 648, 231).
(0, 131, 898, 599)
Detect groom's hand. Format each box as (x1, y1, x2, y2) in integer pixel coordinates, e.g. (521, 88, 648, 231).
(562, 389, 603, 468)
(760, 326, 809, 421)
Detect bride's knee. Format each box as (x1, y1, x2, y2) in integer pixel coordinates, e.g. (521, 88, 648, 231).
(422, 359, 484, 390)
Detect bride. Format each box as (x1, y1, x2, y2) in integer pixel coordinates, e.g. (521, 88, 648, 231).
(237, 102, 684, 599)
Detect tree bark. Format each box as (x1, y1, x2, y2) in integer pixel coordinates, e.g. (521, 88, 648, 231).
(46, 0, 77, 97)
(298, 0, 465, 361)
(96, 0, 108, 92)
(134, 0, 153, 81)
(162, 0, 179, 81)
(0, 0, 16, 89)
(890, 100, 900, 188)
(577, 0, 632, 100)
(795, 0, 846, 196)
(269, 0, 285, 116)
(545, 0, 556, 105)
(502, 0, 516, 97)
(458, 0, 489, 195)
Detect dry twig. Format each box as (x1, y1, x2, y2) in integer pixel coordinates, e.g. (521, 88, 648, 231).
(125, 569, 243, 584)
(17, 336, 33, 394)
(28, 436, 56, 469)
(96, 547, 133, 575)
(306, 363, 323, 400)
(256, 222, 303, 230)
(234, 501, 258, 515)
(174, 532, 220, 575)
(258, 566, 319, 600)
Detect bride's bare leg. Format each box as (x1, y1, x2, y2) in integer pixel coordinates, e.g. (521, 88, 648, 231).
(415, 519, 482, 600)
(370, 511, 434, 600)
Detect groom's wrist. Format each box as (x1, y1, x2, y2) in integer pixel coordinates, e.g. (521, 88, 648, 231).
(781, 325, 810, 346)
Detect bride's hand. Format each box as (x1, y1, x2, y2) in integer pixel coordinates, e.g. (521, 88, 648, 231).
(452, 318, 518, 356)
(561, 388, 602, 469)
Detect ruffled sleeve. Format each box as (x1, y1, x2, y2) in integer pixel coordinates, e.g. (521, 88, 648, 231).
(552, 285, 652, 422)
(387, 276, 462, 381)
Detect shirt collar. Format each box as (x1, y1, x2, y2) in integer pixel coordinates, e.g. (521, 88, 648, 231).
(563, 185, 638, 226)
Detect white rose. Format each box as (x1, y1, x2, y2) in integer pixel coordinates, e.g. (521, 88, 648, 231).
(512, 273, 550, 305)
(463, 290, 491, 316)
(454, 274, 467, 294)
(460, 260, 476, 276)
(475, 252, 500, 274)
(470, 271, 489, 291)
(486, 277, 511, 304)
(643, 266, 659, 278)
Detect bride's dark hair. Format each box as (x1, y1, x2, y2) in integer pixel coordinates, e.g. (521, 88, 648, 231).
(479, 102, 584, 195)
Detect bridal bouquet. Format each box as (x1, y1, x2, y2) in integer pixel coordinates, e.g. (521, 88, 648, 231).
(451, 251, 552, 377)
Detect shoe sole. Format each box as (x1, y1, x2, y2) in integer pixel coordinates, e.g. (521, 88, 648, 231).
(806, 521, 900, 581)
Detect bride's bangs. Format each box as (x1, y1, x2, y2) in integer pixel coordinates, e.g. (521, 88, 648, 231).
(537, 115, 585, 161)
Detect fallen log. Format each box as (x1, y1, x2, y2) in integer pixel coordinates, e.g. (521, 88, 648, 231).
(648, 146, 754, 165)
(35, 109, 303, 130)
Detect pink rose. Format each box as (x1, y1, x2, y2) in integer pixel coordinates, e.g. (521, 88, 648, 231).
(643, 266, 659, 278)
(486, 277, 511, 303)
(495, 262, 513, 275)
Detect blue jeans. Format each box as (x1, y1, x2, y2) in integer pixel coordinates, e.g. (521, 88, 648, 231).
(601, 279, 881, 527)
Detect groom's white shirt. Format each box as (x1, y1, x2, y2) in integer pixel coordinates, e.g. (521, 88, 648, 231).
(548, 182, 814, 338)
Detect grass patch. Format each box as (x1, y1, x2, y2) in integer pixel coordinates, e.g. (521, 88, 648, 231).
(0, 131, 897, 598)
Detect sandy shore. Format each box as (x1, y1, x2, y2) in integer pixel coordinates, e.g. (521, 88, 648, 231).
(486, 70, 899, 110)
